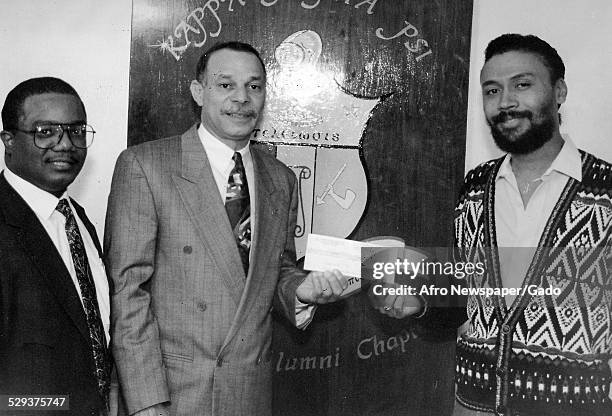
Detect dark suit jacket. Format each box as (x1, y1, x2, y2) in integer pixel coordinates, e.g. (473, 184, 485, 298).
(104, 125, 308, 416)
(0, 173, 107, 416)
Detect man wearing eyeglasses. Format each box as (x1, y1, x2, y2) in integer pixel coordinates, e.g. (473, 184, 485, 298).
(0, 77, 112, 416)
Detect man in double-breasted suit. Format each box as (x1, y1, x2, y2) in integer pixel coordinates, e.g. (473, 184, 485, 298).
(105, 42, 348, 416)
(0, 77, 112, 415)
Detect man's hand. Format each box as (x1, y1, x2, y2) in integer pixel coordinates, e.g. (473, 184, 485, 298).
(368, 282, 424, 319)
(296, 269, 348, 304)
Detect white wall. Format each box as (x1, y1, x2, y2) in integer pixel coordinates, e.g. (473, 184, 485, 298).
(0, 0, 132, 236)
(466, 0, 612, 171)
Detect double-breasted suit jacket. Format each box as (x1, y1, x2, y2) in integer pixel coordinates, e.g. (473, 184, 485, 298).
(104, 125, 307, 416)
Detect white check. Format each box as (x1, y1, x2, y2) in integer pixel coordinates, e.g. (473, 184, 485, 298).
(304, 234, 374, 277)
(303, 234, 404, 297)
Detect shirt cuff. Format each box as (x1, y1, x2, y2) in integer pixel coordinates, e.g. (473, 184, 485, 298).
(295, 297, 317, 329)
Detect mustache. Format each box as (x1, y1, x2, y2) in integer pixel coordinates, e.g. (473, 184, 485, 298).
(47, 152, 80, 162)
(224, 108, 258, 118)
(492, 110, 532, 124)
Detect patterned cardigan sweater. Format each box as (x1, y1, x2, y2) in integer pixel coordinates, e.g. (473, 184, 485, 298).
(453, 151, 612, 416)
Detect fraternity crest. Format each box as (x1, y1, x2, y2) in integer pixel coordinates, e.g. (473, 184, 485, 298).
(252, 30, 378, 257)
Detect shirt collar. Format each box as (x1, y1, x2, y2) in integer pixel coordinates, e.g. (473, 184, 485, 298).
(545, 136, 582, 181)
(4, 167, 68, 220)
(197, 124, 251, 170)
(496, 136, 582, 183)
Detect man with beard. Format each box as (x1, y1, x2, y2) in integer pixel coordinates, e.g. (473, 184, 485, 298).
(453, 34, 612, 416)
(105, 41, 347, 416)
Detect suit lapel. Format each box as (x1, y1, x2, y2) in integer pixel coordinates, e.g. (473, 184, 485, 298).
(247, 149, 282, 290)
(72, 200, 113, 293)
(72, 200, 103, 257)
(0, 174, 90, 342)
(171, 126, 246, 306)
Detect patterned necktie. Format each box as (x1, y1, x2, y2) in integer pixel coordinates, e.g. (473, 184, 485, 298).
(55, 199, 109, 409)
(225, 152, 251, 275)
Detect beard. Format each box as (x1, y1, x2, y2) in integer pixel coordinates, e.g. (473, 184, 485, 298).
(487, 108, 556, 155)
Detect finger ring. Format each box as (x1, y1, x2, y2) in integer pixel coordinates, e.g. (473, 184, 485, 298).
(384, 306, 392, 311)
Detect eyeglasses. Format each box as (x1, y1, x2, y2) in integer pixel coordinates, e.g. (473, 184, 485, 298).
(14, 123, 96, 149)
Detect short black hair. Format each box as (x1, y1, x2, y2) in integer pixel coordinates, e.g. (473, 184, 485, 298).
(195, 41, 266, 82)
(484, 34, 565, 83)
(1, 77, 85, 131)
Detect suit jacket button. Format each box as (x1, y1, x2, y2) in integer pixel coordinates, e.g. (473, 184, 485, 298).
(183, 245, 192, 254)
(197, 302, 207, 312)
(217, 357, 223, 367)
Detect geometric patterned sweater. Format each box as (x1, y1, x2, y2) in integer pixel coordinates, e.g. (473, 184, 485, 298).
(453, 150, 612, 416)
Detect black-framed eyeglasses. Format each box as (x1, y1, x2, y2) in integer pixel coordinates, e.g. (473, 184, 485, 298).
(13, 123, 95, 149)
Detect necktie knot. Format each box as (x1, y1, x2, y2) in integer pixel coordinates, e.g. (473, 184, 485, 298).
(56, 198, 72, 219)
(232, 151, 243, 166)
(227, 152, 248, 200)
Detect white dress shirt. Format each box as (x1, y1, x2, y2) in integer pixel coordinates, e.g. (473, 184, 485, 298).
(4, 168, 110, 344)
(494, 137, 582, 305)
(199, 124, 256, 237)
(197, 125, 313, 327)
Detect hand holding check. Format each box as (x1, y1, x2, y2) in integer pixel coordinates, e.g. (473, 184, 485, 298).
(296, 269, 348, 303)
(303, 233, 425, 317)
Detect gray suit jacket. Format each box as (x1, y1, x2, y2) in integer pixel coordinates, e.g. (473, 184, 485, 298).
(104, 125, 307, 415)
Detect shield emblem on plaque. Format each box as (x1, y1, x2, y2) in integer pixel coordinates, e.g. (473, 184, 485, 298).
(252, 30, 378, 258)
